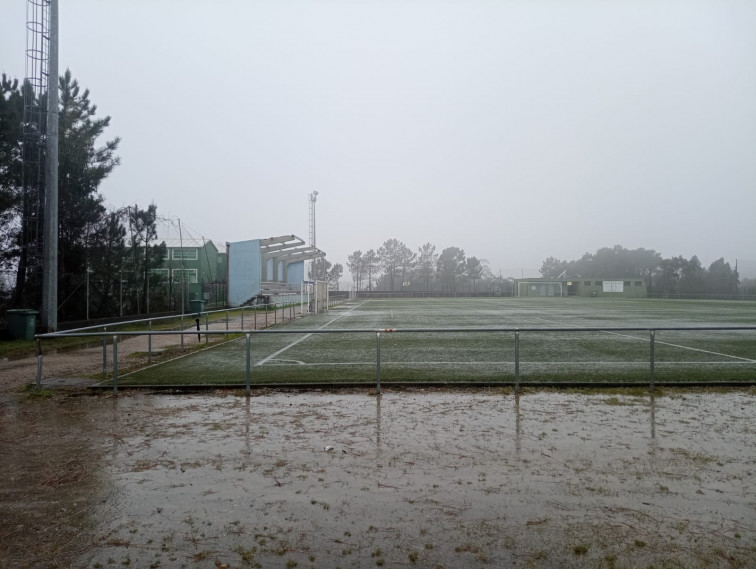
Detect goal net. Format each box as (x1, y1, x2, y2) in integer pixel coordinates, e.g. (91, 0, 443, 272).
(517, 281, 564, 297)
(305, 280, 329, 314)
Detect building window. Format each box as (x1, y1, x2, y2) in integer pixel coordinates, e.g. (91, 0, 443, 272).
(595, 281, 602, 286)
(624, 281, 631, 286)
(584, 281, 591, 286)
(635, 281, 642, 286)
(172, 269, 198, 284)
(172, 248, 198, 261)
(150, 268, 169, 281)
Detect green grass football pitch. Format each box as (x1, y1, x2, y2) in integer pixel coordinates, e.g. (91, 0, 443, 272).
(119, 297, 756, 386)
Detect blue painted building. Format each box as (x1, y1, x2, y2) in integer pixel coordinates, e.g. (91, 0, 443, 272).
(227, 235, 325, 306)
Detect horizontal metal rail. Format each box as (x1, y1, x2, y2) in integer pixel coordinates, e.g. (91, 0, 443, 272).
(56, 301, 306, 334)
(34, 326, 756, 395)
(35, 325, 756, 338)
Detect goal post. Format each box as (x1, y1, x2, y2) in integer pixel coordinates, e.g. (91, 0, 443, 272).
(517, 281, 564, 297)
(304, 280, 329, 314)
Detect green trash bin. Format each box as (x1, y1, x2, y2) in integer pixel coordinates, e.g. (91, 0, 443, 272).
(188, 299, 205, 316)
(7, 309, 38, 341)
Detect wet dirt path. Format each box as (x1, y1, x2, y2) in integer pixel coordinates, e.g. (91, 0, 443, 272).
(1, 389, 754, 569)
(0, 307, 302, 393)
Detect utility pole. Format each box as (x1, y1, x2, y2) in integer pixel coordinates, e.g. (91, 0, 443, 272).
(41, 0, 59, 331)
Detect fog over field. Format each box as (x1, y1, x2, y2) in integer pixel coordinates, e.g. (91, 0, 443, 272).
(1, 0, 754, 278)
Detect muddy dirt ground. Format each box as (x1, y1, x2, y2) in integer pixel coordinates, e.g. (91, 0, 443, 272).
(1, 388, 754, 569)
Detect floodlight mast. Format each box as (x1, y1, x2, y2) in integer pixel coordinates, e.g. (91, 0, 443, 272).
(308, 191, 318, 279)
(309, 191, 318, 249)
(21, 0, 57, 330)
(42, 0, 59, 331)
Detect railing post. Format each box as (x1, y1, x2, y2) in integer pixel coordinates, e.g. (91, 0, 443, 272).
(148, 320, 152, 363)
(181, 315, 185, 351)
(225, 309, 229, 338)
(102, 326, 107, 375)
(254, 308, 257, 329)
(245, 333, 251, 396)
(514, 331, 520, 393)
(265, 305, 268, 328)
(241, 307, 245, 329)
(113, 335, 119, 395)
(36, 338, 43, 387)
(205, 312, 209, 344)
(376, 331, 382, 394)
(650, 329, 655, 391)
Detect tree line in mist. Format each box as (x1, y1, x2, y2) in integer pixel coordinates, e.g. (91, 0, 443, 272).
(540, 245, 751, 297)
(342, 241, 752, 297)
(346, 240, 499, 293)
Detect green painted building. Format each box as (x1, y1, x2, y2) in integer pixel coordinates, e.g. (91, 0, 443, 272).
(152, 237, 227, 309)
(568, 278, 647, 298)
(516, 278, 647, 298)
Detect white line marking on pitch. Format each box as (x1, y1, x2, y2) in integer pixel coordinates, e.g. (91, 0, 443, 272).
(256, 301, 369, 366)
(255, 360, 753, 367)
(534, 317, 756, 363)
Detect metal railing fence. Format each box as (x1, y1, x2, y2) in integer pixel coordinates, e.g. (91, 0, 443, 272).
(54, 296, 340, 343)
(34, 325, 756, 395)
(32, 302, 306, 381)
(57, 301, 306, 334)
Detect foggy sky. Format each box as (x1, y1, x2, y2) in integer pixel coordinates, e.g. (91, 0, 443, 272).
(2, 0, 755, 280)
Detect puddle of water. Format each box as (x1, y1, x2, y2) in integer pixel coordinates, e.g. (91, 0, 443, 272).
(2, 390, 754, 568)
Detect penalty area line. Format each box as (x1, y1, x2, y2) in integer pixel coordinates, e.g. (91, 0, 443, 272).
(262, 360, 754, 367)
(255, 301, 369, 367)
(534, 317, 756, 363)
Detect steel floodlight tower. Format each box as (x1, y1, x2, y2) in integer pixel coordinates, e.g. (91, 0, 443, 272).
(308, 191, 318, 249)
(21, 0, 58, 331)
(43, 0, 59, 331)
(308, 191, 319, 279)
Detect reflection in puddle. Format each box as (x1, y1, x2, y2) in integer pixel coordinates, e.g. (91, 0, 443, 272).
(375, 393, 382, 455)
(514, 392, 522, 457)
(650, 391, 657, 440)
